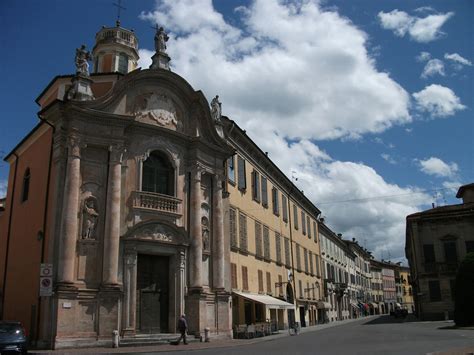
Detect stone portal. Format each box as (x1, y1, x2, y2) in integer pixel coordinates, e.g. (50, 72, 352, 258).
(136, 254, 170, 333)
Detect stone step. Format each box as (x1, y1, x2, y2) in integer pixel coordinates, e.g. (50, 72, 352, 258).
(120, 334, 200, 347)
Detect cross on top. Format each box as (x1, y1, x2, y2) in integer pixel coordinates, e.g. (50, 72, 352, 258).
(113, 0, 126, 26)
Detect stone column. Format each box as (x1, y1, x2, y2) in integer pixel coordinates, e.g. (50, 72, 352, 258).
(190, 169, 202, 289)
(102, 145, 124, 287)
(122, 249, 137, 333)
(58, 137, 83, 285)
(213, 174, 225, 290)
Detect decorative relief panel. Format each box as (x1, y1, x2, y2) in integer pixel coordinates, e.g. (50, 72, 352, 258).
(128, 223, 188, 246)
(131, 92, 182, 131)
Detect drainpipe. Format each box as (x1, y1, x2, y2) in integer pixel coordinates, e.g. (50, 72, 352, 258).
(35, 115, 55, 344)
(1, 151, 19, 319)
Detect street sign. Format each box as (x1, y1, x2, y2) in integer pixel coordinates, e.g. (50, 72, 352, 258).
(39, 263, 53, 297)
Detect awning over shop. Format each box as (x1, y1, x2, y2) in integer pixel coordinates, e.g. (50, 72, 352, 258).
(233, 291, 295, 309)
(316, 301, 332, 310)
(395, 302, 402, 308)
(370, 302, 378, 308)
(350, 301, 359, 308)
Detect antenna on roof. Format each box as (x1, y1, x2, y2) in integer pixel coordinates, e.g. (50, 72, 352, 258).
(113, 0, 126, 26)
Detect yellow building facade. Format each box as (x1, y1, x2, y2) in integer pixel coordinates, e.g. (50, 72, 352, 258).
(223, 118, 323, 332)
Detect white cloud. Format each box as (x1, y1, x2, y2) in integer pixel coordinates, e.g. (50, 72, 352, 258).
(416, 51, 431, 62)
(139, 0, 411, 141)
(444, 52, 472, 70)
(378, 9, 454, 42)
(0, 179, 7, 198)
(137, 0, 430, 261)
(421, 58, 445, 78)
(417, 157, 459, 178)
(248, 131, 429, 260)
(381, 153, 397, 164)
(413, 84, 466, 118)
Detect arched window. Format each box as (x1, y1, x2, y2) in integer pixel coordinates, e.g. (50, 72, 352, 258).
(22, 168, 30, 202)
(142, 151, 174, 196)
(118, 53, 128, 74)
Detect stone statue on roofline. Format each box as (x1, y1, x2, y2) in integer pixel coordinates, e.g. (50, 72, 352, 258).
(75, 44, 92, 76)
(210, 95, 222, 123)
(154, 26, 169, 53)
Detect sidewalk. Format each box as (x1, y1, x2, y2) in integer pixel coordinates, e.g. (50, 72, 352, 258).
(30, 316, 376, 354)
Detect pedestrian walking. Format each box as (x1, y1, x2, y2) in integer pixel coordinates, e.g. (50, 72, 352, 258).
(176, 314, 188, 345)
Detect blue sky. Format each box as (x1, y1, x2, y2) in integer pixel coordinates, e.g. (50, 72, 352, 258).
(1, 0, 472, 261)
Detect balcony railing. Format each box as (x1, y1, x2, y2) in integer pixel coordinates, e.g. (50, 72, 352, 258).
(132, 191, 182, 216)
(423, 262, 459, 274)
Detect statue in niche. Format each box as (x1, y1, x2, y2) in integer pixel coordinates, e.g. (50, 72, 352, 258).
(210, 95, 222, 123)
(201, 217, 210, 252)
(154, 26, 169, 53)
(75, 44, 92, 76)
(82, 197, 99, 239)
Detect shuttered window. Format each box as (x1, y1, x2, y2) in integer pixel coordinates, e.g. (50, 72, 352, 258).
(301, 211, 306, 235)
(309, 251, 314, 275)
(266, 272, 272, 294)
(284, 238, 291, 267)
(304, 248, 309, 273)
(230, 207, 237, 249)
(275, 232, 282, 264)
(237, 156, 246, 190)
(261, 176, 268, 207)
(313, 221, 318, 242)
(239, 213, 248, 252)
(293, 205, 298, 229)
(255, 221, 263, 258)
(296, 244, 302, 271)
(231, 263, 238, 289)
(272, 187, 279, 215)
(251, 170, 260, 202)
(242, 266, 249, 291)
(282, 195, 288, 222)
(258, 270, 264, 292)
(263, 225, 270, 261)
(307, 216, 311, 238)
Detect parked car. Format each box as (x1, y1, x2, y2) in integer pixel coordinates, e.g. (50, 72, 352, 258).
(0, 321, 28, 354)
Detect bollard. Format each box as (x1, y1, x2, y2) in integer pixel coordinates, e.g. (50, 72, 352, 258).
(112, 330, 119, 348)
(204, 327, 210, 342)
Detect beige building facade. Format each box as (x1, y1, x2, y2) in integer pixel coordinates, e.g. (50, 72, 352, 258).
(406, 183, 474, 321)
(224, 119, 323, 331)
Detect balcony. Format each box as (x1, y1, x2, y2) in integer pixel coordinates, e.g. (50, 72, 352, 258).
(132, 191, 182, 217)
(423, 262, 459, 274)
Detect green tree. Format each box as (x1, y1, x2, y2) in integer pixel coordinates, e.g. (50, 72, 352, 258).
(454, 252, 474, 326)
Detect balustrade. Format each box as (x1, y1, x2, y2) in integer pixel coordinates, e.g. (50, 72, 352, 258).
(132, 190, 181, 215)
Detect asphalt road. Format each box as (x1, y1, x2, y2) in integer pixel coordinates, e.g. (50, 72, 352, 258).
(150, 316, 474, 355)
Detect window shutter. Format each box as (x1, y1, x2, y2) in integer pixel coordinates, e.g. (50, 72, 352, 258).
(231, 263, 238, 289)
(258, 270, 264, 292)
(261, 176, 268, 207)
(230, 208, 237, 249)
(242, 266, 249, 291)
(237, 156, 246, 190)
(266, 272, 272, 294)
(255, 221, 263, 257)
(263, 225, 270, 260)
(282, 195, 288, 222)
(293, 205, 298, 229)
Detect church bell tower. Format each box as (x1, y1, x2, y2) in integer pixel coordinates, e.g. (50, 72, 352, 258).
(92, 22, 139, 74)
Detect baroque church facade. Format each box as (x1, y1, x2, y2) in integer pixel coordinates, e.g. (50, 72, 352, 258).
(0, 23, 234, 348)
